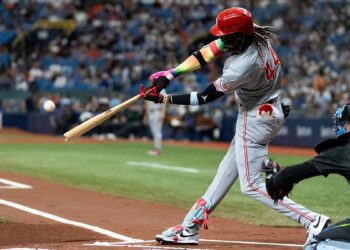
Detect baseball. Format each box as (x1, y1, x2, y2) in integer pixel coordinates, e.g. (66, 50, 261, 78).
(43, 100, 56, 112)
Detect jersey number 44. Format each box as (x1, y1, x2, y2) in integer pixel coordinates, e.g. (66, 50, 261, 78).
(265, 46, 281, 81)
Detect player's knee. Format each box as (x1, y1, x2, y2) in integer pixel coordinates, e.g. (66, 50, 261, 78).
(240, 184, 258, 196)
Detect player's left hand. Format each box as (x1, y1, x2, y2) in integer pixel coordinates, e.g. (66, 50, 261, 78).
(149, 69, 174, 92)
(140, 84, 164, 103)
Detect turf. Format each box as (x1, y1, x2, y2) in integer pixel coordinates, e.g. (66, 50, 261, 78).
(0, 142, 348, 227)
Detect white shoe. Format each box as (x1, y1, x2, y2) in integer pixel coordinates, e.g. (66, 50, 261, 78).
(155, 197, 211, 245)
(155, 224, 199, 245)
(305, 214, 331, 246)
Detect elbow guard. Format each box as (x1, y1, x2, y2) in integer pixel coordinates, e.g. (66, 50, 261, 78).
(196, 84, 224, 105)
(192, 50, 207, 67)
(170, 84, 224, 106)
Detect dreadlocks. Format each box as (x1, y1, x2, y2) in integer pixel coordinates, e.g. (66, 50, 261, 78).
(253, 24, 279, 50)
(220, 24, 279, 55)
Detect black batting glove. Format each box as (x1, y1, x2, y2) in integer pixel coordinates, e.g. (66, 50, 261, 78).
(151, 76, 170, 93)
(149, 69, 174, 93)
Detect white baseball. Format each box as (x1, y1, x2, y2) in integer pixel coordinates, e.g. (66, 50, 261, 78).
(43, 100, 56, 112)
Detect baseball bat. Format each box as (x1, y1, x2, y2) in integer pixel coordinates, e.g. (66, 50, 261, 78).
(63, 86, 156, 141)
(63, 94, 140, 142)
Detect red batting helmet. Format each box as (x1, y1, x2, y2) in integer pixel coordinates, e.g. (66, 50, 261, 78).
(210, 7, 254, 37)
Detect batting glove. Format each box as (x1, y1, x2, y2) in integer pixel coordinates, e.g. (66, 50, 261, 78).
(140, 84, 165, 104)
(149, 69, 174, 92)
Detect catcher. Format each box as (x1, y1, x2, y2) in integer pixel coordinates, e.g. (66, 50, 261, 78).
(263, 103, 350, 249)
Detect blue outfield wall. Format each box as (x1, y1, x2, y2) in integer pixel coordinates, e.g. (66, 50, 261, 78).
(3, 114, 28, 131)
(3, 112, 335, 148)
(271, 118, 334, 147)
(3, 113, 54, 134)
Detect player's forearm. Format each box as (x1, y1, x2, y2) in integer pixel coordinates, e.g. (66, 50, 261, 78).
(166, 84, 224, 105)
(171, 39, 224, 78)
(274, 162, 321, 187)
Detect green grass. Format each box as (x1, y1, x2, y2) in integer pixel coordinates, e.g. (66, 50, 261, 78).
(0, 142, 348, 227)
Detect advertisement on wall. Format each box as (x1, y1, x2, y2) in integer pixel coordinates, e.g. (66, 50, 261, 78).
(272, 118, 334, 148)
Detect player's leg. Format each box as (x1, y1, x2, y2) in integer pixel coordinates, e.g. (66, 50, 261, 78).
(235, 103, 329, 241)
(155, 138, 239, 244)
(236, 137, 317, 227)
(148, 112, 162, 155)
(151, 112, 162, 150)
(202, 138, 238, 211)
(155, 114, 163, 150)
(183, 138, 239, 226)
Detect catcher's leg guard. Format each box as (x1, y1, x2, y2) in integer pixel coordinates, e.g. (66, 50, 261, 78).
(182, 197, 212, 230)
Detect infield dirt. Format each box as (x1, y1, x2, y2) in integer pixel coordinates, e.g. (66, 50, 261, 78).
(0, 129, 308, 249)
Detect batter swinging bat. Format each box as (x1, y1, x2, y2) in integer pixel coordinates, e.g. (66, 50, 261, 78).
(63, 86, 156, 142)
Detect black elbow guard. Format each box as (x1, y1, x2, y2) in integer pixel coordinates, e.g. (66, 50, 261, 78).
(197, 84, 224, 105)
(192, 50, 207, 67)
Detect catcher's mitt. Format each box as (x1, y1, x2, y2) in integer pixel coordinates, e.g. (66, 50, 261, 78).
(262, 159, 293, 204)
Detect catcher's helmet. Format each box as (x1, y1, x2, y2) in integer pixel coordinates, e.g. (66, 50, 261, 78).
(210, 7, 254, 37)
(333, 104, 350, 136)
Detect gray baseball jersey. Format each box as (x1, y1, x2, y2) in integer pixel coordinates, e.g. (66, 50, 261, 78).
(213, 42, 281, 106)
(182, 42, 320, 230)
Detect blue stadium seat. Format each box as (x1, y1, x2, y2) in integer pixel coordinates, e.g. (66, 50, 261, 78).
(0, 31, 16, 45)
(36, 78, 53, 91)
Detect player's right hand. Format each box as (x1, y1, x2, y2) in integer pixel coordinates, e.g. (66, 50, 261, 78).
(149, 69, 174, 92)
(140, 84, 164, 103)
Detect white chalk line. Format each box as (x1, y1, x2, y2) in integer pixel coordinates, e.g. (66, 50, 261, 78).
(84, 241, 211, 249)
(0, 178, 32, 189)
(0, 198, 142, 243)
(111, 246, 212, 250)
(85, 239, 303, 248)
(126, 161, 200, 173)
(201, 239, 303, 247)
(3, 248, 48, 250)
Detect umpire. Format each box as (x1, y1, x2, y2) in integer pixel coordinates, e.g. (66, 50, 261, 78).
(263, 103, 350, 250)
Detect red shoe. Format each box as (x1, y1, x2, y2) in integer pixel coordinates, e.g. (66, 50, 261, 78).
(148, 149, 161, 156)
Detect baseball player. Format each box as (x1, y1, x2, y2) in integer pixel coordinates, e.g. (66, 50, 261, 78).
(142, 7, 330, 245)
(263, 103, 350, 249)
(144, 89, 167, 156)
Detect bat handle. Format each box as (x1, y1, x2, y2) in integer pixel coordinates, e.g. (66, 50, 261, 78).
(140, 85, 157, 98)
(147, 86, 157, 93)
